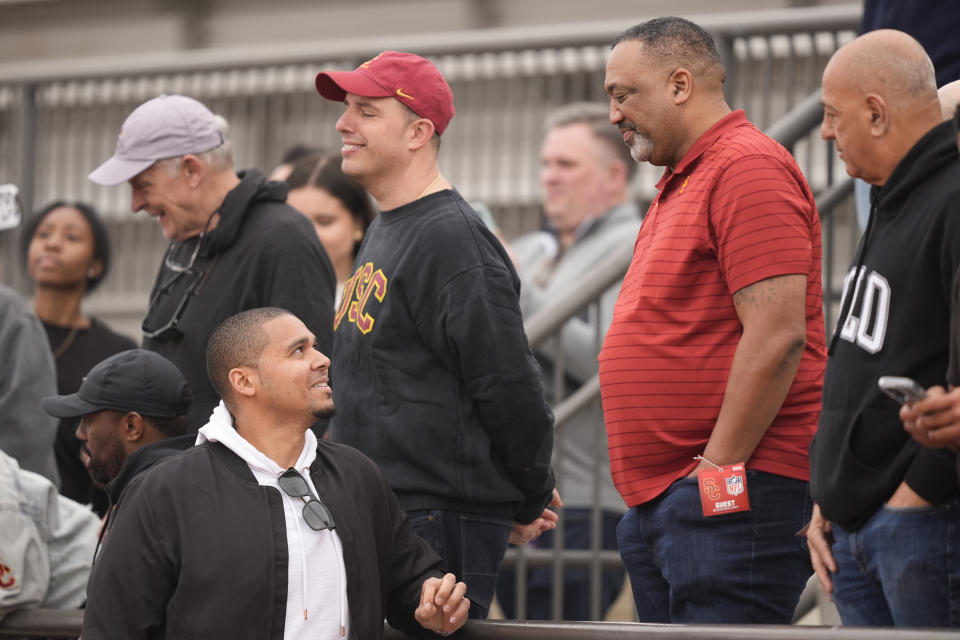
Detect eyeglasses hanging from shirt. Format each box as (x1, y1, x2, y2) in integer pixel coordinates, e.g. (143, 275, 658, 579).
(141, 212, 219, 342)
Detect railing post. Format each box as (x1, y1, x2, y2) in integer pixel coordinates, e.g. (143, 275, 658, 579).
(13, 82, 36, 216)
(714, 33, 738, 109)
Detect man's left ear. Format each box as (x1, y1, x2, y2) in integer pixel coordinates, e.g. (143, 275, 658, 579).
(670, 68, 693, 105)
(229, 366, 258, 398)
(181, 154, 205, 188)
(122, 412, 145, 442)
(865, 94, 889, 136)
(408, 119, 436, 151)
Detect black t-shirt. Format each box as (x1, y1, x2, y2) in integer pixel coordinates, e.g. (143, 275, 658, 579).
(43, 317, 136, 515)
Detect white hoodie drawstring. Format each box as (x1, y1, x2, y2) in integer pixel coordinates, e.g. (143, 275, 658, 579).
(328, 532, 345, 636)
(287, 497, 310, 620)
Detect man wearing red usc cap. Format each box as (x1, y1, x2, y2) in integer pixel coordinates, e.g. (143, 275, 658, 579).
(316, 51, 560, 619)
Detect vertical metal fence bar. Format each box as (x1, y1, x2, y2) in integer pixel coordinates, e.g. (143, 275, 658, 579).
(824, 142, 837, 330)
(760, 38, 773, 128)
(551, 335, 566, 621)
(15, 83, 37, 217)
(785, 35, 797, 111)
(714, 33, 736, 108)
(589, 298, 603, 622)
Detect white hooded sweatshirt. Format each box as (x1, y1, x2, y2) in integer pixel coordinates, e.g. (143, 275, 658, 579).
(197, 402, 349, 638)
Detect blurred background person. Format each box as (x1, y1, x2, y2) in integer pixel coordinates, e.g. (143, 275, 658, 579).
(497, 102, 638, 620)
(0, 449, 99, 621)
(268, 143, 323, 182)
(20, 201, 135, 515)
(284, 154, 377, 306)
(0, 200, 58, 486)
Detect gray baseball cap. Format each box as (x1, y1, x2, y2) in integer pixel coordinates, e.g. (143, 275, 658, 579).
(88, 94, 224, 186)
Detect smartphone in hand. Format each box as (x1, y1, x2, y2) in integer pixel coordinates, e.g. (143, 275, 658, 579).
(878, 376, 927, 405)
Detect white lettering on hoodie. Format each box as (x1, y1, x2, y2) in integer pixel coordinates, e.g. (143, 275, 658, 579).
(197, 402, 349, 639)
(837, 265, 891, 354)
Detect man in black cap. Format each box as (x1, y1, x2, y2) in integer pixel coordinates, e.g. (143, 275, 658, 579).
(42, 349, 193, 542)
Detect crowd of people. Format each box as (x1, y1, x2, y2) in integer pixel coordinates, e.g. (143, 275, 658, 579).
(2, 11, 960, 636)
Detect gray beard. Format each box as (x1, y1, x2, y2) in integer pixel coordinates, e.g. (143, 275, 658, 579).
(629, 133, 655, 163)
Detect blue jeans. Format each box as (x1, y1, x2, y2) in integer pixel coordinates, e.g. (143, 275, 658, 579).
(406, 509, 512, 619)
(617, 471, 812, 623)
(496, 508, 625, 620)
(831, 499, 960, 627)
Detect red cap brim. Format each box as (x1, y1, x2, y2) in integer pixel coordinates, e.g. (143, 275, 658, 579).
(315, 70, 393, 102)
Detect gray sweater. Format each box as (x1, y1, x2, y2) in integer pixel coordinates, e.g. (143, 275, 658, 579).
(0, 285, 59, 485)
(512, 201, 641, 512)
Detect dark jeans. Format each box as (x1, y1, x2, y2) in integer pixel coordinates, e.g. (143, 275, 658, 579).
(406, 509, 512, 619)
(497, 508, 624, 620)
(831, 498, 960, 627)
(617, 471, 812, 623)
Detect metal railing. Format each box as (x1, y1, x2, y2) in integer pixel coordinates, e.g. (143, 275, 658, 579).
(3, 609, 958, 639)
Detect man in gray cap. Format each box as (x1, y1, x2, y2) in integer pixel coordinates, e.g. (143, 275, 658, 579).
(42, 348, 193, 543)
(88, 95, 336, 433)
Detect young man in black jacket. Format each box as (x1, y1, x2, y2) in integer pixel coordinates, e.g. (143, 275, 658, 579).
(807, 29, 960, 627)
(82, 308, 467, 639)
(315, 51, 559, 619)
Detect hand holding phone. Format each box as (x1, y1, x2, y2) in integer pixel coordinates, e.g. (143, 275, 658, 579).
(878, 376, 927, 405)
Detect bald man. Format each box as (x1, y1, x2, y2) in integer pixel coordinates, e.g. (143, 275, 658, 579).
(807, 30, 960, 627)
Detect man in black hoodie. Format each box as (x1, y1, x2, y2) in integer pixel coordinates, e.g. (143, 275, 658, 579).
(41, 349, 193, 545)
(808, 29, 960, 627)
(88, 95, 336, 433)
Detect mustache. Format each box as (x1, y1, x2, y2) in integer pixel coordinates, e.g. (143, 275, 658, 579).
(618, 122, 639, 133)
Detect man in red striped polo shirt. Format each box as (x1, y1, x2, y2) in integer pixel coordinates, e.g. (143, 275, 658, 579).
(599, 17, 826, 623)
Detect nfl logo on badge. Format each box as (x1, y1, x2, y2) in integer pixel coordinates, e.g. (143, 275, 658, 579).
(726, 474, 744, 496)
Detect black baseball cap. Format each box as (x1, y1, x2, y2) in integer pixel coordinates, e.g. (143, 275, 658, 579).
(43, 349, 191, 419)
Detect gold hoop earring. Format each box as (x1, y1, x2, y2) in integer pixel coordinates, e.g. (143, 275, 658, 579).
(353, 229, 364, 242)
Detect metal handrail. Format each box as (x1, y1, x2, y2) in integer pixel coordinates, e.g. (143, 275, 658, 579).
(385, 622, 960, 639)
(4, 609, 957, 639)
(766, 89, 824, 151)
(0, 609, 81, 638)
(524, 240, 635, 350)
